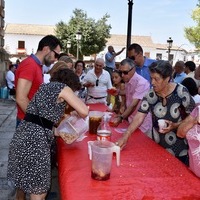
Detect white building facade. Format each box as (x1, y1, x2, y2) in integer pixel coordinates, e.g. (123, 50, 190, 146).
(4, 23, 192, 66)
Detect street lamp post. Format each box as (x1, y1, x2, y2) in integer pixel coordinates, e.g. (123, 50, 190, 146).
(126, 0, 134, 57)
(76, 30, 82, 60)
(67, 40, 71, 54)
(167, 37, 173, 61)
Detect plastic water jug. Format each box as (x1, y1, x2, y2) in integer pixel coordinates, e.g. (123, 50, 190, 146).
(88, 140, 120, 181)
(1, 87, 8, 99)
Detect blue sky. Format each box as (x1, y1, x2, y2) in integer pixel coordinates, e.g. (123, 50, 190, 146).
(5, 0, 197, 50)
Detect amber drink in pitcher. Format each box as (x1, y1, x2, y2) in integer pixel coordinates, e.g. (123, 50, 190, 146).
(88, 140, 120, 181)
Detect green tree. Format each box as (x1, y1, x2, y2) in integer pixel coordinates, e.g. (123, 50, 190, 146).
(184, 6, 200, 49)
(197, 0, 200, 7)
(55, 9, 111, 58)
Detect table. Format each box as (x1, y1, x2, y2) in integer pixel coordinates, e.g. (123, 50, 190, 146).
(57, 104, 200, 200)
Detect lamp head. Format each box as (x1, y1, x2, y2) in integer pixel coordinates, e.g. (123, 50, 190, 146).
(76, 31, 82, 41)
(167, 37, 173, 48)
(67, 41, 71, 48)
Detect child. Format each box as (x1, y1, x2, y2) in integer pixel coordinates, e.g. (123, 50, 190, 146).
(108, 70, 125, 114)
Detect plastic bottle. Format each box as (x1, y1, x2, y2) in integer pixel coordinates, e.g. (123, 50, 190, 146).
(97, 115, 112, 141)
(1, 87, 8, 99)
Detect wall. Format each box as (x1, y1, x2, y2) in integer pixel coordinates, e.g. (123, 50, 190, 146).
(4, 32, 189, 68)
(0, 0, 7, 87)
(4, 34, 44, 56)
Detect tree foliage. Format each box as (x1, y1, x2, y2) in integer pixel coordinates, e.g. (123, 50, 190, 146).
(55, 9, 111, 58)
(197, 0, 200, 7)
(184, 6, 200, 49)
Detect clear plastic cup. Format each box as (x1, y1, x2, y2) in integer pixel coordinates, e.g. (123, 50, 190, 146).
(158, 119, 167, 133)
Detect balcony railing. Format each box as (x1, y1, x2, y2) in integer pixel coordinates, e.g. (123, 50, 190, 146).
(16, 48, 26, 54)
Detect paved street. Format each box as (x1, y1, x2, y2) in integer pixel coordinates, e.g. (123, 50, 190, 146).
(0, 99, 59, 200)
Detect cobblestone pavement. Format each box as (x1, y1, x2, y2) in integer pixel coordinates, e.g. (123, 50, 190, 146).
(0, 99, 60, 200)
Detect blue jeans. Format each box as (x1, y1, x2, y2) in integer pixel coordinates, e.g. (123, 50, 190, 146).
(16, 117, 21, 128)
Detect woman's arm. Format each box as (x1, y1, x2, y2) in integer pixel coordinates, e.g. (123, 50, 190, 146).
(59, 87, 89, 118)
(177, 115, 197, 138)
(116, 111, 146, 149)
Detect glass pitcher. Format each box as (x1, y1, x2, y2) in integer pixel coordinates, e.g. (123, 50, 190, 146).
(88, 140, 120, 181)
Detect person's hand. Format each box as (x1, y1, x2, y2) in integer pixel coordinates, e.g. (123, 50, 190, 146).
(84, 82, 95, 88)
(70, 110, 79, 117)
(109, 115, 121, 127)
(115, 133, 129, 150)
(53, 127, 60, 136)
(122, 47, 126, 51)
(159, 120, 175, 134)
(107, 87, 118, 96)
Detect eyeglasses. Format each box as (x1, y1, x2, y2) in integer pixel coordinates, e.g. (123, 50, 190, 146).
(52, 49, 60, 59)
(118, 68, 133, 75)
(128, 53, 139, 61)
(128, 56, 136, 61)
(96, 79, 99, 86)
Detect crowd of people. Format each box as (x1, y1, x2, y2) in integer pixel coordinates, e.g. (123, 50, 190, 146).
(5, 35, 200, 200)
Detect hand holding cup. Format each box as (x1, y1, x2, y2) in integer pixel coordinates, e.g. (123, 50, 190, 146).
(158, 119, 167, 133)
(107, 87, 118, 96)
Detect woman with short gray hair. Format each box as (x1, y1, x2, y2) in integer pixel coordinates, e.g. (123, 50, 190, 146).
(116, 60, 195, 165)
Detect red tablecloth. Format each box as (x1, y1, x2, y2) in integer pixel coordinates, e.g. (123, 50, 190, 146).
(57, 105, 200, 200)
(87, 103, 108, 112)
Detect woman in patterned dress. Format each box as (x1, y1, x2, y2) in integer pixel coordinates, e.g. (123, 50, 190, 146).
(7, 68, 89, 200)
(116, 60, 195, 165)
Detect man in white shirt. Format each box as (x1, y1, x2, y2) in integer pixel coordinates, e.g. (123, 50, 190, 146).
(6, 64, 16, 100)
(83, 58, 112, 104)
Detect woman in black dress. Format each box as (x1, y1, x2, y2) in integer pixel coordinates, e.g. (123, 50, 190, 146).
(8, 68, 89, 200)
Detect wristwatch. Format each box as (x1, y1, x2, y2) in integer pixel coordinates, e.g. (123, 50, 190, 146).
(119, 115, 124, 121)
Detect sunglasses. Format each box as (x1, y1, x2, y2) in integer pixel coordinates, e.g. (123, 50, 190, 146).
(128, 53, 140, 61)
(52, 49, 60, 59)
(96, 79, 99, 86)
(128, 56, 135, 61)
(118, 68, 133, 75)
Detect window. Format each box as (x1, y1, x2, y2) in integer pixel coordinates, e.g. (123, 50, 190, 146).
(18, 41, 25, 49)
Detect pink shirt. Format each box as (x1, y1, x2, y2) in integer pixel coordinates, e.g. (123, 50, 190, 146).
(125, 72, 151, 132)
(191, 106, 199, 118)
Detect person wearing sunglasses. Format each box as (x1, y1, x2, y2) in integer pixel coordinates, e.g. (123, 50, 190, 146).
(110, 58, 151, 136)
(82, 58, 112, 104)
(127, 43, 155, 83)
(14, 35, 62, 199)
(15, 34, 62, 124)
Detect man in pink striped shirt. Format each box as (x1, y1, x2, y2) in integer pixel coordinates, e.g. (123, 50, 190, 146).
(111, 58, 152, 135)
